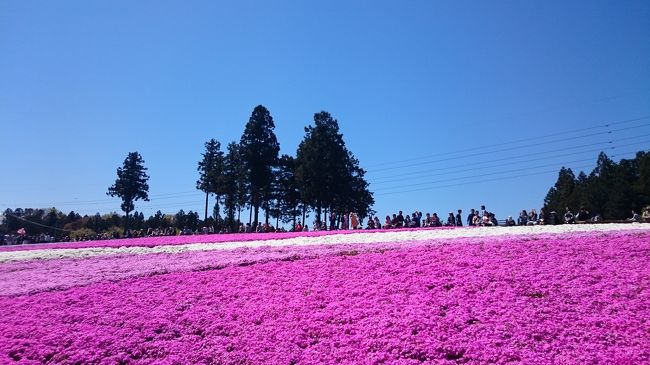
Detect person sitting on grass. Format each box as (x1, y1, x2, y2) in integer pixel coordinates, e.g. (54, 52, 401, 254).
(518, 210, 528, 225)
(431, 213, 442, 227)
(490, 213, 499, 226)
(367, 217, 376, 229)
(480, 214, 491, 226)
(445, 212, 456, 226)
(472, 212, 481, 226)
(385, 215, 392, 229)
(505, 216, 516, 226)
(564, 207, 575, 224)
(627, 210, 641, 222)
(642, 206, 650, 221)
(576, 207, 591, 221)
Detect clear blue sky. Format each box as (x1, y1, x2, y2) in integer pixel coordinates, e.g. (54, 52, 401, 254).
(1, 0, 649, 223)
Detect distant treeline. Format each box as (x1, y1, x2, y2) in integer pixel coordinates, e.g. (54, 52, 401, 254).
(1, 208, 207, 240)
(544, 151, 650, 219)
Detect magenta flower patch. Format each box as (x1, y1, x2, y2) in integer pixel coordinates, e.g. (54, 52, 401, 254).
(0, 230, 648, 364)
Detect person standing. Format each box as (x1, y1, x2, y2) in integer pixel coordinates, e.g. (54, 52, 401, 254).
(329, 212, 336, 230)
(350, 212, 359, 229)
(455, 209, 463, 227)
(467, 209, 475, 226)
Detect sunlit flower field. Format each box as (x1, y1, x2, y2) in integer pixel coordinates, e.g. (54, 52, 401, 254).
(1, 224, 648, 364)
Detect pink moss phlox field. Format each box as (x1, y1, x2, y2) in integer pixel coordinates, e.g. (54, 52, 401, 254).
(0, 242, 404, 297)
(0, 231, 642, 298)
(1, 231, 649, 364)
(0, 226, 458, 252)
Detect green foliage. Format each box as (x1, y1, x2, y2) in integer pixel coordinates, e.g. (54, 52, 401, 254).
(544, 150, 649, 219)
(70, 228, 96, 241)
(197, 139, 226, 220)
(295, 111, 374, 221)
(274, 155, 301, 224)
(107, 152, 150, 217)
(239, 105, 280, 226)
(221, 142, 246, 231)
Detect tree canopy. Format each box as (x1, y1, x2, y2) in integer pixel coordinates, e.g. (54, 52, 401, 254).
(295, 111, 374, 223)
(107, 152, 150, 221)
(544, 151, 650, 219)
(239, 105, 280, 227)
(197, 139, 225, 220)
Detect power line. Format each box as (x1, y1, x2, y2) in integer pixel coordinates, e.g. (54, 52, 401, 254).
(367, 122, 650, 174)
(365, 115, 650, 169)
(368, 129, 649, 180)
(374, 149, 642, 196)
(3, 213, 72, 232)
(370, 138, 650, 185)
(373, 156, 602, 193)
(375, 166, 592, 196)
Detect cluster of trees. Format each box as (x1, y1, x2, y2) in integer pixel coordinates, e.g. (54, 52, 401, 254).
(196, 106, 374, 232)
(1, 207, 207, 240)
(2, 106, 374, 238)
(544, 151, 650, 219)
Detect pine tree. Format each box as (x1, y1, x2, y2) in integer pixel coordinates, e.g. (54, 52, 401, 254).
(239, 105, 280, 228)
(544, 167, 576, 213)
(107, 152, 150, 233)
(273, 154, 301, 227)
(197, 139, 225, 221)
(222, 142, 245, 232)
(296, 111, 374, 223)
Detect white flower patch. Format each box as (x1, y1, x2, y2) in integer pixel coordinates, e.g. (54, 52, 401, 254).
(0, 223, 648, 263)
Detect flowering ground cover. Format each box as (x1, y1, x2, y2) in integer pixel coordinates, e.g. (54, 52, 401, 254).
(0, 227, 453, 252)
(0, 226, 648, 364)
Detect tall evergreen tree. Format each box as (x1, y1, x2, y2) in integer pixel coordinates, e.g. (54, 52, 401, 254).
(107, 152, 150, 233)
(239, 105, 280, 228)
(197, 139, 225, 221)
(273, 154, 301, 227)
(544, 167, 576, 213)
(222, 142, 245, 232)
(634, 151, 650, 207)
(295, 111, 374, 223)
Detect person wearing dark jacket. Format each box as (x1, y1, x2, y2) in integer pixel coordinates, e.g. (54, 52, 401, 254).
(455, 209, 463, 227)
(467, 209, 475, 226)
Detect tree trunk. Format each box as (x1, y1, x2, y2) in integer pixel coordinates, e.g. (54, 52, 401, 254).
(316, 202, 322, 225)
(124, 211, 130, 236)
(254, 204, 260, 229)
(215, 195, 220, 219)
(248, 204, 252, 225)
(204, 192, 209, 221)
(302, 205, 306, 226)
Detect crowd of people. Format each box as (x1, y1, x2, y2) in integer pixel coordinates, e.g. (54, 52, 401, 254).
(514, 206, 650, 226)
(363, 206, 500, 230)
(2, 205, 649, 246)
